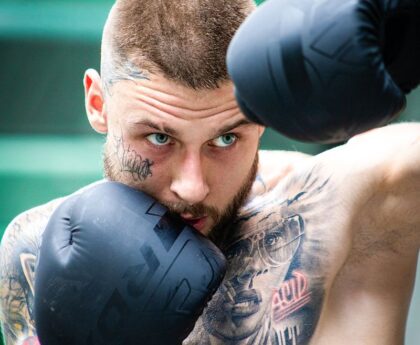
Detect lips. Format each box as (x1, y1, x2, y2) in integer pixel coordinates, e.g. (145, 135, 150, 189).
(181, 215, 207, 232)
(227, 289, 262, 318)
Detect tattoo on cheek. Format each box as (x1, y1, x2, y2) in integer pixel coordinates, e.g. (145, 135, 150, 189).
(114, 134, 154, 182)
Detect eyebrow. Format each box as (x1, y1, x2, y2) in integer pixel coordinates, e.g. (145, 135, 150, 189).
(131, 118, 254, 137)
(213, 118, 254, 137)
(131, 119, 178, 136)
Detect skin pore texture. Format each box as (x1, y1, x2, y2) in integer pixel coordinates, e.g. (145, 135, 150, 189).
(1, 49, 420, 345)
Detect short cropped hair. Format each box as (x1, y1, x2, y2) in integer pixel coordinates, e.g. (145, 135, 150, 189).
(101, 0, 255, 90)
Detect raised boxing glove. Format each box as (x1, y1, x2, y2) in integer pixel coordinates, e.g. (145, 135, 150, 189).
(34, 182, 226, 345)
(227, 0, 420, 143)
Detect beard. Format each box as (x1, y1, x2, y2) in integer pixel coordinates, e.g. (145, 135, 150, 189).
(103, 136, 258, 247)
(206, 155, 257, 247)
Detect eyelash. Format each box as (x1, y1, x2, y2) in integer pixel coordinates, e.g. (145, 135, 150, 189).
(144, 132, 240, 150)
(208, 133, 239, 149)
(145, 133, 174, 150)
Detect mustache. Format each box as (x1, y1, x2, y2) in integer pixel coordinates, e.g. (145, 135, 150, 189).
(164, 201, 221, 223)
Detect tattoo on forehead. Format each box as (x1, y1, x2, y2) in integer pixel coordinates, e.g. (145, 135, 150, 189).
(114, 133, 154, 182)
(103, 53, 150, 95)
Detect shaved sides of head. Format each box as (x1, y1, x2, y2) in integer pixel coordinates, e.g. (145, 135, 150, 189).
(101, 0, 255, 91)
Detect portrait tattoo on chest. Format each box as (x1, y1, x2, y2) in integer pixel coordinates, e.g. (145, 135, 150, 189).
(185, 168, 334, 345)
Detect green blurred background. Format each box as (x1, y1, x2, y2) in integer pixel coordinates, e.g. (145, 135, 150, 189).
(0, 0, 418, 344)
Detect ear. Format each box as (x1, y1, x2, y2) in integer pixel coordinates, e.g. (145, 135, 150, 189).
(258, 125, 266, 138)
(84, 69, 108, 134)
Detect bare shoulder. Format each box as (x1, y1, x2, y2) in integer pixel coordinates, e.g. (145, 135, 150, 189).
(340, 123, 420, 252)
(347, 121, 420, 145)
(283, 122, 420, 281)
(252, 123, 420, 274)
(252, 150, 311, 197)
(185, 125, 419, 345)
(0, 180, 105, 344)
(186, 155, 352, 345)
(0, 198, 63, 344)
(1, 197, 64, 248)
(345, 122, 420, 175)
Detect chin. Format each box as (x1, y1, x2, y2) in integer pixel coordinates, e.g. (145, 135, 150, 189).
(204, 293, 267, 341)
(209, 316, 264, 341)
(200, 224, 213, 236)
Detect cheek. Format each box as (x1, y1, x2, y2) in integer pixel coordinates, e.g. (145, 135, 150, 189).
(135, 160, 173, 197)
(254, 265, 288, 288)
(105, 133, 172, 194)
(207, 150, 255, 197)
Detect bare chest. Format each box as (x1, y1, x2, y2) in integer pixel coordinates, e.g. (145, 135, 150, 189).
(185, 171, 349, 345)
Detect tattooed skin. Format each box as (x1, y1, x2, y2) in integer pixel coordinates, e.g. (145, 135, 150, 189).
(114, 133, 154, 182)
(184, 168, 334, 345)
(101, 52, 150, 96)
(0, 200, 62, 344)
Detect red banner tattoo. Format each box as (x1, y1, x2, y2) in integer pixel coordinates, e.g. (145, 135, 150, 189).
(22, 336, 41, 345)
(272, 270, 312, 322)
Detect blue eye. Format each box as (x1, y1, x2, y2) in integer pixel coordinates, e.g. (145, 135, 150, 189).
(146, 133, 172, 146)
(212, 134, 237, 148)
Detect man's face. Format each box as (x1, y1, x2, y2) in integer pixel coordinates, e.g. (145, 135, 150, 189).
(203, 213, 304, 341)
(87, 72, 263, 236)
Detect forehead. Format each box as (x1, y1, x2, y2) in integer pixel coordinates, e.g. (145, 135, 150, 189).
(107, 73, 242, 123)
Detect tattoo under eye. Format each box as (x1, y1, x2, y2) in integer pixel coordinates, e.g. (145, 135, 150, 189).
(114, 134, 154, 181)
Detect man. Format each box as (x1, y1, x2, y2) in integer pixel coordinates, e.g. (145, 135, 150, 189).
(0, 0, 419, 344)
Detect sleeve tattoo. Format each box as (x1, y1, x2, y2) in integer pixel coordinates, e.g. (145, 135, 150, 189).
(0, 206, 54, 345)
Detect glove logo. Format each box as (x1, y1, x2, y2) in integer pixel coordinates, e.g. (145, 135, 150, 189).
(123, 244, 160, 298)
(97, 289, 130, 340)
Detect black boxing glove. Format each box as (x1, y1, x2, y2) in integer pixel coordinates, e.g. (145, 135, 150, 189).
(227, 0, 420, 143)
(34, 182, 226, 345)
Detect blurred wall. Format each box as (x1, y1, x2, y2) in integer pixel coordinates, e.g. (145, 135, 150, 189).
(0, 0, 419, 344)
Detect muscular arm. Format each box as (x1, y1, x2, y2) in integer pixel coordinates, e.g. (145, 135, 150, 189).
(382, 124, 420, 247)
(346, 123, 420, 251)
(0, 202, 60, 345)
(184, 124, 420, 345)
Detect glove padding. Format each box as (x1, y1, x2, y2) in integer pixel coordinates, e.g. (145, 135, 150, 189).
(227, 0, 420, 143)
(34, 182, 226, 345)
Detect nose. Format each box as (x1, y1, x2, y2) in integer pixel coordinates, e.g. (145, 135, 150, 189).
(170, 151, 209, 205)
(234, 266, 268, 289)
(236, 267, 258, 287)
(234, 250, 268, 289)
